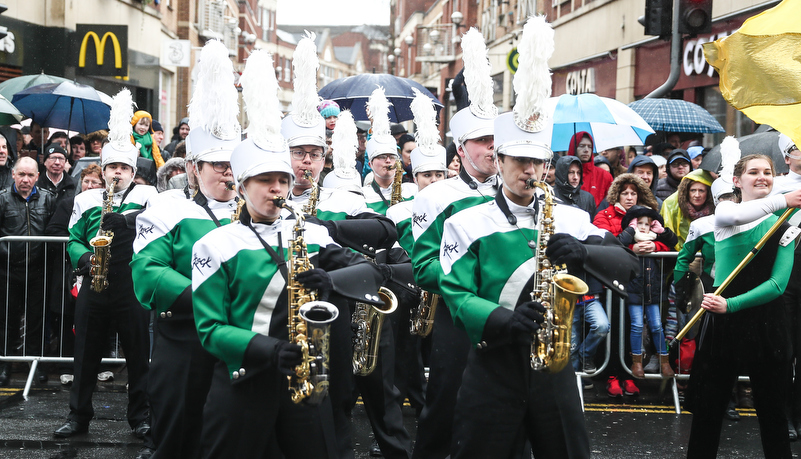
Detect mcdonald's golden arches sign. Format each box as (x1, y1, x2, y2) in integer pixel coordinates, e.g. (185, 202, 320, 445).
(75, 24, 128, 77)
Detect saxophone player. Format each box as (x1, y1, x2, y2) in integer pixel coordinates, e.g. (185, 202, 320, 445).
(191, 45, 386, 459)
(129, 40, 241, 459)
(54, 89, 157, 445)
(437, 17, 638, 459)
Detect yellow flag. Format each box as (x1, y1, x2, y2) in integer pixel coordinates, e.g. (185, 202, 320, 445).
(703, 0, 801, 148)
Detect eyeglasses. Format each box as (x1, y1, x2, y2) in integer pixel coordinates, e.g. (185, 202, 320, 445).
(47, 156, 66, 163)
(202, 161, 232, 173)
(373, 154, 398, 162)
(512, 157, 544, 166)
(290, 149, 324, 161)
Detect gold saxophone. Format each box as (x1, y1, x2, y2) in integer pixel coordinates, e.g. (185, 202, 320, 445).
(526, 179, 589, 372)
(390, 159, 404, 206)
(89, 177, 119, 293)
(302, 170, 319, 217)
(276, 197, 339, 404)
(352, 287, 398, 376)
(226, 181, 244, 222)
(410, 291, 439, 337)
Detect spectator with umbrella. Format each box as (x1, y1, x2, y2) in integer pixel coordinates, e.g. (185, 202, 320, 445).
(36, 144, 76, 205)
(566, 131, 613, 207)
(655, 149, 693, 201)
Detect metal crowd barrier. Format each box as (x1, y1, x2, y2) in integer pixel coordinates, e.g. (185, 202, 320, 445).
(0, 236, 126, 400)
(572, 251, 750, 414)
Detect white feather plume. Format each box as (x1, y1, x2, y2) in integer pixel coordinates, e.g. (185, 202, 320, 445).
(331, 110, 358, 171)
(367, 86, 391, 138)
(460, 28, 496, 117)
(291, 31, 323, 127)
(719, 136, 740, 181)
(107, 88, 134, 147)
(187, 40, 240, 139)
(240, 49, 284, 150)
(513, 16, 554, 129)
(410, 87, 440, 153)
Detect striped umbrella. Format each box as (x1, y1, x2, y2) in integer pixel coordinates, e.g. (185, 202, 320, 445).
(545, 94, 655, 152)
(628, 98, 724, 134)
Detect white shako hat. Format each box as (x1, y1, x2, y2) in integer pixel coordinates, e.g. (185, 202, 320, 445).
(409, 87, 447, 175)
(185, 40, 242, 163)
(232, 48, 294, 195)
(494, 15, 554, 161)
(281, 31, 326, 148)
(365, 86, 398, 162)
(779, 133, 799, 159)
(449, 28, 498, 148)
(101, 87, 139, 173)
(323, 110, 363, 192)
(711, 136, 739, 206)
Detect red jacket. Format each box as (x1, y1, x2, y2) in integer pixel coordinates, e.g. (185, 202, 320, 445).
(567, 131, 613, 207)
(592, 203, 626, 236)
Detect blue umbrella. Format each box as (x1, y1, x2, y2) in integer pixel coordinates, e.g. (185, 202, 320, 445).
(11, 81, 111, 134)
(628, 98, 724, 134)
(318, 73, 443, 122)
(544, 94, 655, 152)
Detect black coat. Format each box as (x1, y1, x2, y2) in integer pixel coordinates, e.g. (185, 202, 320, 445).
(617, 221, 677, 305)
(0, 185, 57, 266)
(36, 172, 76, 205)
(552, 155, 597, 219)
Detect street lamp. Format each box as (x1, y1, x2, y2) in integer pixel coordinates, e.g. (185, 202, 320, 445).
(404, 35, 414, 46)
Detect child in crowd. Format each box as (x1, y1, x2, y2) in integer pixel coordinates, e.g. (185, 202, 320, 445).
(618, 205, 677, 378)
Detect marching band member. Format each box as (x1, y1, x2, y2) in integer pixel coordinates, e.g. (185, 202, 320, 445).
(281, 33, 409, 459)
(129, 40, 241, 459)
(409, 28, 499, 459)
(362, 86, 417, 214)
(385, 88, 448, 415)
(438, 17, 637, 458)
(54, 89, 157, 446)
(686, 153, 801, 458)
(191, 48, 386, 457)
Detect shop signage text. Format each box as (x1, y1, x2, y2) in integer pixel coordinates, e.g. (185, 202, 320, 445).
(683, 31, 732, 77)
(565, 68, 596, 95)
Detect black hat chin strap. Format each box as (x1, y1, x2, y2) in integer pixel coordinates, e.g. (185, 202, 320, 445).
(459, 167, 499, 191)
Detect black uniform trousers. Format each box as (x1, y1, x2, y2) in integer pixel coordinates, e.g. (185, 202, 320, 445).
(199, 360, 337, 459)
(149, 314, 216, 459)
(0, 266, 46, 358)
(687, 317, 791, 459)
(353, 316, 412, 458)
(411, 301, 471, 459)
(451, 344, 589, 459)
(783, 256, 801, 426)
(388, 292, 426, 414)
(68, 281, 150, 428)
(328, 296, 412, 459)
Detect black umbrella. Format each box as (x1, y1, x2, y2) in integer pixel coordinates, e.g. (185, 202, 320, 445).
(318, 73, 443, 122)
(700, 125, 788, 175)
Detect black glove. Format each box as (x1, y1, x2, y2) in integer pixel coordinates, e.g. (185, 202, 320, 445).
(546, 233, 587, 268)
(275, 341, 303, 376)
(673, 272, 697, 314)
(295, 269, 333, 302)
(508, 301, 546, 345)
(101, 212, 128, 232)
(76, 252, 93, 277)
(377, 263, 394, 282)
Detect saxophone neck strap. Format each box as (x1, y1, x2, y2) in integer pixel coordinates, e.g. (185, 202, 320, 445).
(244, 216, 287, 281)
(494, 190, 539, 251)
(193, 192, 222, 228)
(107, 182, 136, 213)
(371, 180, 390, 207)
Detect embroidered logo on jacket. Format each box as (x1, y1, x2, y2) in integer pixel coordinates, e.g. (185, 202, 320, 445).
(137, 224, 154, 239)
(442, 241, 459, 259)
(192, 255, 212, 272)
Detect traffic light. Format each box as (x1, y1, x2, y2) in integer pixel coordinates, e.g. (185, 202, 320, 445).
(0, 4, 7, 41)
(678, 0, 713, 35)
(639, 0, 672, 39)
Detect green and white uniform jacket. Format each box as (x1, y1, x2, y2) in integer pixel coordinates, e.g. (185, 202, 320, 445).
(68, 184, 158, 268)
(411, 174, 498, 294)
(439, 193, 605, 346)
(386, 200, 413, 254)
(130, 195, 237, 313)
(362, 181, 417, 215)
(674, 214, 716, 281)
(192, 217, 369, 380)
(288, 186, 378, 222)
